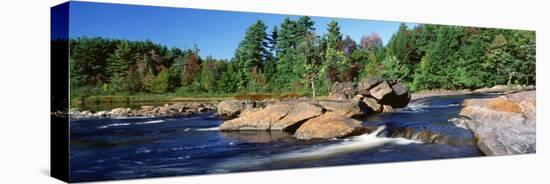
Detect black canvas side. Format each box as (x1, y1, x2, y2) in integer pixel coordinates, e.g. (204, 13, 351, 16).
(51, 2, 70, 183)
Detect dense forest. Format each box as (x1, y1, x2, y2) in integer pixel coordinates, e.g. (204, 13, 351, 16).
(68, 16, 535, 98)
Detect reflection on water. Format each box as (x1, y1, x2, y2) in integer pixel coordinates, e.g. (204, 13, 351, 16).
(221, 131, 294, 143)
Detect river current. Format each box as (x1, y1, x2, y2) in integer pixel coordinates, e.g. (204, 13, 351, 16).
(69, 94, 494, 182)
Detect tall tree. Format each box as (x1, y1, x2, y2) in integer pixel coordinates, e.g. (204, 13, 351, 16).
(325, 20, 343, 50)
(107, 40, 135, 79)
(232, 20, 270, 90)
(298, 32, 322, 99)
(412, 26, 465, 90)
(70, 37, 116, 87)
(295, 16, 316, 38)
(182, 50, 202, 86)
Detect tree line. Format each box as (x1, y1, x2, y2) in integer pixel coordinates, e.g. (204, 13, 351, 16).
(69, 16, 535, 98)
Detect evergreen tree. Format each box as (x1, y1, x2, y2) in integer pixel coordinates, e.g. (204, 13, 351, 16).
(151, 69, 170, 94)
(107, 40, 134, 79)
(232, 20, 270, 90)
(325, 20, 342, 50)
(412, 26, 464, 90)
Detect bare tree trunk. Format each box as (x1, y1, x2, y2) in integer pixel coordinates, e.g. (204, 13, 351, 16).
(311, 78, 316, 100)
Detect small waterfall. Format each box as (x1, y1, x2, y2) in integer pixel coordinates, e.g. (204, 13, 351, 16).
(214, 126, 420, 171)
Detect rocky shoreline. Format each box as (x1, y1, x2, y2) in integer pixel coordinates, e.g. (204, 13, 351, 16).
(411, 84, 535, 100)
(69, 102, 217, 119)
(453, 90, 536, 155)
(216, 79, 536, 155)
(69, 77, 536, 156)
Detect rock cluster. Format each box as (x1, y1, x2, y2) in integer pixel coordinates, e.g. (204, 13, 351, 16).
(218, 77, 413, 140)
(219, 99, 375, 140)
(330, 77, 411, 114)
(70, 102, 216, 118)
(215, 99, 267, 118)
(454, 90, 536, 156)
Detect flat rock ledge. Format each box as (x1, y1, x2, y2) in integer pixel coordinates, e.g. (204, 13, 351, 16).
(69, 102, 217, 119)
(453, 90, 536, 156)
(218, 100, 370, 140)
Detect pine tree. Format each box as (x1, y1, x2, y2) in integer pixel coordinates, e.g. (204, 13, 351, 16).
(151, 69, 170, 94)
(232, 20, 270, 90)
(325, 20, 342, 50)
(107, 40, 134, 79)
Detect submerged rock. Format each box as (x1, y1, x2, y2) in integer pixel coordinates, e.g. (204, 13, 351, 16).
(295, 113, 364, 140)
(386, 126, 475, 146)
(456, 90, 536, 156)
(221, 131, 294, 143)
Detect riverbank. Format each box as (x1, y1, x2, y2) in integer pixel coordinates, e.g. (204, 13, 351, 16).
(411, 84, 535, 100)
(70, 102, 217, 119)
(70, 84, 534, 119)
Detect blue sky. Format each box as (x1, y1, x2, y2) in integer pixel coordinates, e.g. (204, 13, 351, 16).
(69, 1, 416, 60)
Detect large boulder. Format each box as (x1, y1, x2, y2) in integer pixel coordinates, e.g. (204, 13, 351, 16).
(219, 103, 291, 131)
(316, 99, 366, 118)
(362, 97, 382, 113)
(329, 82, 356, 100)
(328, 76, 411, 109)
(216, 99, 261, 118)
(357, 76, 384, 96)
(455, 90, 536, 156)
(219, 101, 324, 131)
(295, 113, 364, 140)
(270, 102, 325, 131)
(384, 83, 411, 108)
(367, 80, 410, 108)
(369, 81, 393, 100)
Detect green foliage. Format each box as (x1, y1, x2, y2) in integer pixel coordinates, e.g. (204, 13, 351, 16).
(325, 20, 342, 49)
(232, 20, 271, 91)
(69, 19, 536, 98)
(361, 51, 382, 78)
(107, 40, 135, 78)
(150, 69, 170, 94)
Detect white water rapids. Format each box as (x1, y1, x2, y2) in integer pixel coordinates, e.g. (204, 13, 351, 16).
(213, 126, 421, 171)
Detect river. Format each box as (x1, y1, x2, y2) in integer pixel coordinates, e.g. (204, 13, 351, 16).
(69, 93, 495, 182)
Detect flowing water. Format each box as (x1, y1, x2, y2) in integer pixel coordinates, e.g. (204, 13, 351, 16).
(69, 94, 495, 182)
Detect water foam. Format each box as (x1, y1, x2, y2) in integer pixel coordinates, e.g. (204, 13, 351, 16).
(214, 126, 420, 170)
(136, 120, 165, 125)
(98, 123, 131, 129)
(195, 127, 220, 131)
(98, 120, 165, 129)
